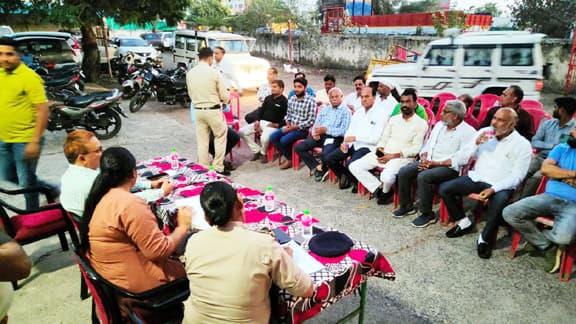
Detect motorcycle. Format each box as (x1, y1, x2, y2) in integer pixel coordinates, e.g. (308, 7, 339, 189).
(128, 63, 189, 113)
(46, 88, 127, 140)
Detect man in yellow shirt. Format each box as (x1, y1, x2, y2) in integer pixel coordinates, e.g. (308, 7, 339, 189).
(0, 37, 54, 209)
(186, 47, 230, 175)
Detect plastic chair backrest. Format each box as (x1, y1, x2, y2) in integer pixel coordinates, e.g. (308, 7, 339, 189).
(73, 251, 116, 324)
(535, 176, 549, 195)
(470, 94, 500, 122)
(521, 99, 544, 110)
(525, 107, 552, 130)
(417, 97, 430, 110)
(429, 92, 457, 119)
(224, 92, 241, 125)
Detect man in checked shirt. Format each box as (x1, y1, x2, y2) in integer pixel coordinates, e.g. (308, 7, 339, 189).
(269, 77, 316, 170)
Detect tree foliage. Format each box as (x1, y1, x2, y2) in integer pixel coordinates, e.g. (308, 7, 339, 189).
(398, 0, 438, 13)
(185, 0, 231, 29)
(510, 0, 576, 38)
(230, 0, 294, 32)
(372, 0, 401, 15)
(472, 2, 501, 17)
(46, 0, 187, 81)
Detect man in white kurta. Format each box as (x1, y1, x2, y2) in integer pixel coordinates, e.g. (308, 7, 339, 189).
(349, 90, 428, 204)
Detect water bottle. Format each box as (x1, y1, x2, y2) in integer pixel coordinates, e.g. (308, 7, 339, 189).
(264, 186, 275, 212)
(169, 148, 179, 170)
(207, 166, 218, 182)
(301, 210, 313, 237)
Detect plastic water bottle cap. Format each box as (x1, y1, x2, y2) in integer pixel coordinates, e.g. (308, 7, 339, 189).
(171, 148, 176, 152)
(209, 166, 215, 171)
(303, 210, 310, 215)
(266, 186, 272, 191)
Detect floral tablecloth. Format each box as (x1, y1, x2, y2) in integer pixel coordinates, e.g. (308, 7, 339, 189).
(136, 157, 396, 324)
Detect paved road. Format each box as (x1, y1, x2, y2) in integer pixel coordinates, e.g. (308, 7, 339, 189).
(7, 55, 573, 324)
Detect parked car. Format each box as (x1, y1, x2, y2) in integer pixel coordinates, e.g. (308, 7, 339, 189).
(113, 37, 160, 61)
(0, 25, 14, 36)
(160, 32, 174, 50)
(140, 32, 162, 49)
(173, 31, 270, 90)
(369, 31, 546, 100)
(7, 31, 80, 84)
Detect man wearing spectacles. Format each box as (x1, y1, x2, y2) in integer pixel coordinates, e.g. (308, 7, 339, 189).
(60, 130, 173, 217)
(394, 100, 476, 227)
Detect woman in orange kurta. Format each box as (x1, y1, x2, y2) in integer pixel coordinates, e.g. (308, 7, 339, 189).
(80, 147, 192, 293)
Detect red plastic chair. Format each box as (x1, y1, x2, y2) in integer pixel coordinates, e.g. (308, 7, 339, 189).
(417, 97, 430, 110)
(429, 92, 457, 121)
(0, 186, 79, 289)
(73, 249, 190, 323)
(224, 92, 241, 132)
(521, 99, 544, 110)
(525, 108, 552, 131)
(469, 94, 500, 123)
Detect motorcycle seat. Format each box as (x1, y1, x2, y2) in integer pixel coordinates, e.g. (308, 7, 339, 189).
(45, 77, 73, 88)
(65, 91, 115, 107)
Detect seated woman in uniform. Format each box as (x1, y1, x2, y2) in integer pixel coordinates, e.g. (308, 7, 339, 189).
(81, 147, 193, 293)
(183, 181, 314, 323)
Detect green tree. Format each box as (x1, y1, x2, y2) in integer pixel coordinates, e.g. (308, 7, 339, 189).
(472, 2, 501, 17)
(185, 0, 231, 29)
(398, 0, 438, 13)
(21, 0, 189, 81)
(510, 0, 576, 38)
(230, 0, 293, 32)
(372, 0, 401, 15)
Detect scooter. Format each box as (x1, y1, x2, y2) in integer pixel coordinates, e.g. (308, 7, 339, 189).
(46, 88, 127, 140)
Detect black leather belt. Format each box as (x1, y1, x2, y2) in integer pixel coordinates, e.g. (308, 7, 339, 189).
(195, 104, 221, 110)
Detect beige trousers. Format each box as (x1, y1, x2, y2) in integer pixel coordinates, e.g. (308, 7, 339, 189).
(195, 109, 227, 172)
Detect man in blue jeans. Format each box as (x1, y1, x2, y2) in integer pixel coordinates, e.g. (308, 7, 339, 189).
(0, 37, 56, 210)
(503, 126, 576, 273)
(270, 77, 316, 170)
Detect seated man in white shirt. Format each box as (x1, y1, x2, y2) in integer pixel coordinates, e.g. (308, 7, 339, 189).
(395, 100, 476, 227)
(439, 108, 532, 259)
(315, 74, 336, 107)
(324, 86, 388, 191)
(342, 75, 366, 113)
(60, 130, 173, 217)
(349, 88, 428, 205)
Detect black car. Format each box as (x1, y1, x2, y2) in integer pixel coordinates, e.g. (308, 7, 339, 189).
(140, 32, 163, 50)
(7, 32, 81, 87)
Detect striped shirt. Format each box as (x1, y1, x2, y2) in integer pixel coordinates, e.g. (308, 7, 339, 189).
(285, 94, 316, 129)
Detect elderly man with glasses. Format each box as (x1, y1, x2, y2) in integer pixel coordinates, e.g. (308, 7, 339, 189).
(394, 100, 476, 228)
(60, 130, 172, 217)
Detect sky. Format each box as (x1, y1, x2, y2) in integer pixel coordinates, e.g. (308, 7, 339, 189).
(444, 0, 514, 16)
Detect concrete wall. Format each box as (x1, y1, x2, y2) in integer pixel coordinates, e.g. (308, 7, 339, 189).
(251, 33, 572, 92)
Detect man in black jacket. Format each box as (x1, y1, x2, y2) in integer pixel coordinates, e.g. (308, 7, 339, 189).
(239, 80, 288, 163)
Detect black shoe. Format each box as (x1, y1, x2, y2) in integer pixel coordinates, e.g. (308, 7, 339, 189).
(445, 224, 474, 238)
(224, 161, 235, 171)
(320, 170, 330, 182)
(377, 190, 393, 205)
(339, 176, 352, 190)
(411, 213, 438, 228)
(392, 206, 416, 218)
(314, 169, 323, 182)
(217, 169, 231, 176)
(477, 242, 492, 259)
